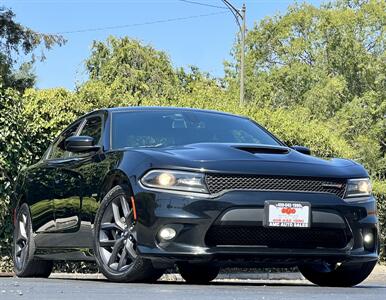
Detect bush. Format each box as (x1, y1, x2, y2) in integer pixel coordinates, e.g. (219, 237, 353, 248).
(0, 88, 30, 271)
(374, 181, 386, 262)
(0, 87, 385, 272)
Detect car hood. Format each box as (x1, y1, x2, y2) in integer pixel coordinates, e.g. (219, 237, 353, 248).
(130, 143, 367, 179)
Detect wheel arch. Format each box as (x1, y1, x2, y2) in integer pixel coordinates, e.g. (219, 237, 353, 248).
(12, 185, 29, 226)
(99, 169, 133, 201)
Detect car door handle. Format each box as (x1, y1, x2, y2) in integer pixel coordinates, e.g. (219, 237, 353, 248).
(48, 157, 82, 165)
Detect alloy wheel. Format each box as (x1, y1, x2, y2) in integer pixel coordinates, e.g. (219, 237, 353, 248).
(97, 195, 137, 272)
(14, 211, 29, 270)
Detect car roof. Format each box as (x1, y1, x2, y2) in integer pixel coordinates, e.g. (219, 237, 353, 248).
(90, 106, 246, 119)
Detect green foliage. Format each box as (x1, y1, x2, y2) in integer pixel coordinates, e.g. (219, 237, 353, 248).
(242, 0, 385, 107)
(334, 92, 386, 176)
(85, 36, 179, 102)
(229, 0, 386, 177)
(250, 107, 357, 159)
(0, 88, 31, 268)
(22, 88, 92, 155)
(373, 181, 386, 261)
(0, 7, 66, 91)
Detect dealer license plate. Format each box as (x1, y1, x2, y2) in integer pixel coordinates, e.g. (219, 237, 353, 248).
(265, 201, 311, 228)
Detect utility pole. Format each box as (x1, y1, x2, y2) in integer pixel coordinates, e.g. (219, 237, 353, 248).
(222, 1, 246, 106)
(240, 4, 246, 106)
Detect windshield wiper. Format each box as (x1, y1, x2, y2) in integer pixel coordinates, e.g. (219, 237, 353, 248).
(138, 143, 164, 148)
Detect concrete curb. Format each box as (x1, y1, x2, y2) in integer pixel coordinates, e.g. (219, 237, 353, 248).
(218, 272, 304, 281)
(49, 272, 305, 282)
(162, 272, 304, 282)
(0, 272, 304, 281)
(0, 271, 304, 281)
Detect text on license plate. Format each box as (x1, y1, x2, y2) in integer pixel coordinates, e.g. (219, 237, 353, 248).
(265, 201, 311, 228)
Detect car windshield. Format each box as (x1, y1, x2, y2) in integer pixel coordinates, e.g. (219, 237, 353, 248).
(111, 110, 281, 149)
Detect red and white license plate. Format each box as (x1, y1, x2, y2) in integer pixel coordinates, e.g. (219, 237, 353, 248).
(265, 201, 311, 228)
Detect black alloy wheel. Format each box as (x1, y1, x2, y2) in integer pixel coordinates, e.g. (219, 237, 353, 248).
(94, 185, 164, 282)
(13, 203, 53, 277)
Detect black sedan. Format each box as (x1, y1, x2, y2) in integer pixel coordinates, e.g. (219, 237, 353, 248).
(12, 107, 379, 286)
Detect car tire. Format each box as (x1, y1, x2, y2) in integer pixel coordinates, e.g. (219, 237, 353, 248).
(178, 263, 220, 284)
(93, 185, 163, 282)
(13, 203, 53, 278)
(298, 260, 377, 287)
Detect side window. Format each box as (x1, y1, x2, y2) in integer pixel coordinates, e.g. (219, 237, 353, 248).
(49, 121, 81, 160)
(79, 116, 103, 145)
(41, 144, 52, 161)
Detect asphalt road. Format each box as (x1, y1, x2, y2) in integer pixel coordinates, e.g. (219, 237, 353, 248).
(1, 275, 386, 300)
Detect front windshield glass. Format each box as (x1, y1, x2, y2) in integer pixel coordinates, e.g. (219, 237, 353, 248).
(111, 110, 281, 149)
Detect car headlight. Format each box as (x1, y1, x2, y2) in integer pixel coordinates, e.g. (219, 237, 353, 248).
(141, 170, 208, 193)
(345, 178, 372, 198)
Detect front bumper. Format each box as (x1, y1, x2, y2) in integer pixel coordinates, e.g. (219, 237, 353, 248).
(132, 185, 379, 267)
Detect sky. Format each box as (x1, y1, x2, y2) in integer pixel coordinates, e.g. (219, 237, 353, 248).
(4, 0, 323, 90)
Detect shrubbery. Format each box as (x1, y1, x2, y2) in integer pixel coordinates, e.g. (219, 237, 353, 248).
(0, 87, 384, 271)
(374, 182, 386, 262)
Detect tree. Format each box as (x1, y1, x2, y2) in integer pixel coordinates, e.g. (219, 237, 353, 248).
(84, 36, 179, 104)
(0, 8, 65, 267)
(228, 0, 386, 176)
(0, 7, 65, 91)
(240, 0, 385, 110)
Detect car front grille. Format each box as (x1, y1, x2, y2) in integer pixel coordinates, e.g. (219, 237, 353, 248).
(205, 174, 347, 198)
(205, 225, 349, 249)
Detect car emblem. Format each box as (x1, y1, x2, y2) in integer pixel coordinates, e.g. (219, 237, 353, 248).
(281, 207, 296, 215)
(321, 183, 344, 189)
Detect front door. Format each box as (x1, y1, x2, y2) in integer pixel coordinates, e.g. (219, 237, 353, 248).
(26, 162, 57, 233)
(28, 120, 82, 234)
(53, 115, 103, 233)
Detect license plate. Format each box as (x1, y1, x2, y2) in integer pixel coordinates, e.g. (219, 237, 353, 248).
(264, 201, 311, 228)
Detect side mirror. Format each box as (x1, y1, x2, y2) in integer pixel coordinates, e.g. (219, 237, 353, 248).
(291, 145, 311, 155)
(64, 136, 100, 153)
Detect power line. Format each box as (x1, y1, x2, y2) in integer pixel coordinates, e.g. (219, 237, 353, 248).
(222, 0, 241, 29)
(177, 0, 228, 10)
(54, 11, 228, 35)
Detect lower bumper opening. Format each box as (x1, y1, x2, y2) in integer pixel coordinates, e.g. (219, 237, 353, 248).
(205, 225, 350, 249)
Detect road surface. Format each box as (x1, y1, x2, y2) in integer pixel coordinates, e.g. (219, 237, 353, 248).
(1, 273, 385, 300)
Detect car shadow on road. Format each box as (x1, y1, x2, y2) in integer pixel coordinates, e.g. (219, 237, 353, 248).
(46, 277, 386, 289)
(157, 280, 386, 289)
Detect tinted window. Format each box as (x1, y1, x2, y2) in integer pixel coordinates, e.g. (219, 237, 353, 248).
(79, 116, 103, 145)
(49, 121, 81, 159)
(111, 111, 280, 149)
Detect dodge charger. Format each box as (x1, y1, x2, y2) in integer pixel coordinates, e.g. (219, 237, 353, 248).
(12, 107, 379, 286)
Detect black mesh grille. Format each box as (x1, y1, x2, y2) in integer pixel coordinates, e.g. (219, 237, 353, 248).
(205, 226, 349, 249)
(205, 174, 346, 198)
